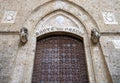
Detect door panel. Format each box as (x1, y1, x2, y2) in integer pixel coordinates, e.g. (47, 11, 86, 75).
(32, 36, 89, 83)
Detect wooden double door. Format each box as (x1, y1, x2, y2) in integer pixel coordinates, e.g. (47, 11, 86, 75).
(32, 35, 89, 83)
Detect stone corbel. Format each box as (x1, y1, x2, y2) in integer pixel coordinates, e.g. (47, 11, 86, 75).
(19, 27, 28, 44)
(91, 28, 100, 44)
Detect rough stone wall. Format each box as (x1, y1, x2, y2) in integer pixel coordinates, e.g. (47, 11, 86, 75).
(100, 36, 120, 83)
(0, 35, 19, 83)
(0, 0, 120, 83)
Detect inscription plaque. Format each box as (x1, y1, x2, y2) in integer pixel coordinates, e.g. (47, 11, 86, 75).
(36, 26, 84, 36)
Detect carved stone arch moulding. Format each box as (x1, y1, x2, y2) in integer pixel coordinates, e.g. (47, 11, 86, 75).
(23, 0, 99, 36)
(32, 8, 96, 82)
(15, 0, 112, 83)
(33, 11, 95, 83)
(35, 11, 86, 38)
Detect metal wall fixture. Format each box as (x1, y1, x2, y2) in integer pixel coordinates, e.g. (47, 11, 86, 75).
(19, 27, 28, 44)
(91, 28, 100, 44)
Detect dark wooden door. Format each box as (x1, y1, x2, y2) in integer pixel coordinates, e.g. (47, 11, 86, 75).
(32, 36, 89, 83)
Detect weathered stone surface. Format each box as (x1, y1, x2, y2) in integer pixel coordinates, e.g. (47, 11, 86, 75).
(0, 0, 120, 83)
(0, 35, 19, 83)
(100, 36, 120, 83)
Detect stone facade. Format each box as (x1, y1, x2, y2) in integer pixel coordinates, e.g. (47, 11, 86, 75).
(0, 0, 120, 83)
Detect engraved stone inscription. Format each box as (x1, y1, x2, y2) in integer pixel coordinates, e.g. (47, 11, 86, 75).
(102, 11, 118, 24)
(1, 10, 17, 23)
(36, 26, 84, 36)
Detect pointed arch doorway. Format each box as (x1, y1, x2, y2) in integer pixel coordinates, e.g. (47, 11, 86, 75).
(32, 34, 89, 83)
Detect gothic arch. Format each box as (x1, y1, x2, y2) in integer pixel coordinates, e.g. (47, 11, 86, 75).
(35, 10, 86, 38)
(21, 0, 98, 82)
(23, 0, 99, 36)
(10, 1, 112, 83)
